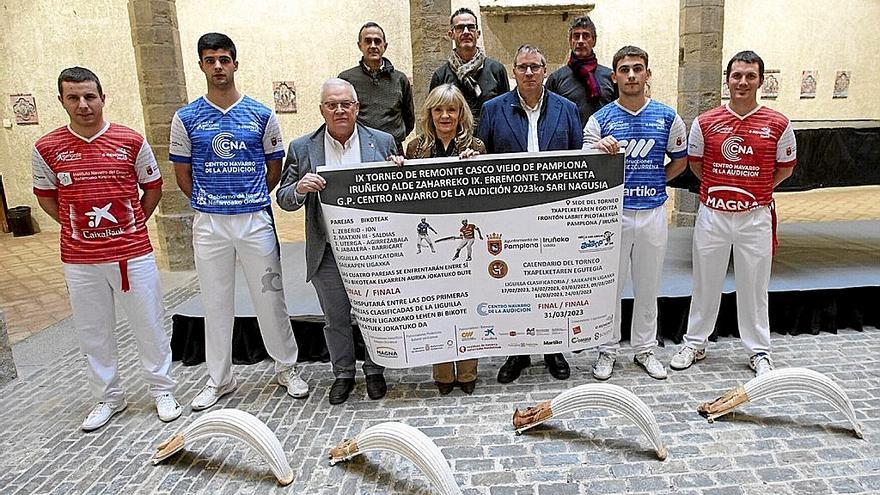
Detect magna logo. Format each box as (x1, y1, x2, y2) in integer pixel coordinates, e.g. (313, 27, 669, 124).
(721, 136, 753, 162)
(375, 347, 399, 358)
(619, 139, 656, 158)
(212, 131, 248, 159)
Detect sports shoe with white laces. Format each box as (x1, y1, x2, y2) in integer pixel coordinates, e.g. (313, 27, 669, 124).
(276, 367, 309, 398)
(155, 393, 182, 422)
(634, 352, 668, 380)
(592, 351, 616, 380)
(749, 353, 774, 376)
(191, 378, 238, 411)
(669, 345, 706, 370)
(81, 400, 127, 432)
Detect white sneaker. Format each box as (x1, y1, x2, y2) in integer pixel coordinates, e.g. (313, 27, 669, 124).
(592, 352, 616, 380)
(634, 352, 668, 380)
(669, 346, 706, 370)
(81, 400, 127, 432)
(155, 393, 183, 422)
(277, 367, 309, 398)
(191, 378, 238, 411)
(750, 353, 774, 376)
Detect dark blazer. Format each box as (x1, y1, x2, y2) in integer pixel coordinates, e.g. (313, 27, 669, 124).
(475, 89, 583, 154)
(545, 64, 616, 128)
(276, 123, 397, 281)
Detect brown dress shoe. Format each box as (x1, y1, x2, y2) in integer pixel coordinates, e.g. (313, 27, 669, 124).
(435, 381, 455, 395)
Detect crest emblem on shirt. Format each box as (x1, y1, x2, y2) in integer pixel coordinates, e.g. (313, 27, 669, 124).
(57, 172, 73, 186)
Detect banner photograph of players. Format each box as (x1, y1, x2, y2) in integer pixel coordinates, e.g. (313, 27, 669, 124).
(583, 45, 688, 381)
(452, 218, 483, 262)
(670, 50, 797, 376)
(415, 218, 438, 254)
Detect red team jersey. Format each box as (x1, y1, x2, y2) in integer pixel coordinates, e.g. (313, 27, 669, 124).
(32, 123, 162, 264)
(689, 105, 797, 211)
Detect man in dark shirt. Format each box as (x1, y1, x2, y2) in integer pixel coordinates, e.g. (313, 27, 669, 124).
(545, 16, 616, 128)
(339, 22, 415, 151)
(430, 7, 509, 126)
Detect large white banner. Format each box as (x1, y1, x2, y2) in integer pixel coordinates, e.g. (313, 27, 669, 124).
(318, 149, 624, 368)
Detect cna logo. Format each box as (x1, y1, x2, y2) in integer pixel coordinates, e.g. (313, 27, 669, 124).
(212, 131, 248, 159)
(619, 138, 656, 158)
(721, 135, 754, 162)
(375, 347, 399, 358)
(85, 203, 118, 227)
(476, 303, 531, 316)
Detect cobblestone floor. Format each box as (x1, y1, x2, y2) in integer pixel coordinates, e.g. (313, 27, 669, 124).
(0, 269, 878, 494)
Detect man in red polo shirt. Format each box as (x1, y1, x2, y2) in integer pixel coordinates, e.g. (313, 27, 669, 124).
(32, 67, 180, 431)
(669, 51, 797, 376)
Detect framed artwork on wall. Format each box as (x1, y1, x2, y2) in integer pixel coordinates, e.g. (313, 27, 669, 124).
(800, 70, 817, 99)
(10, 94, 38, 125)
(273, 81, 297, 113)
(761, 70, 780, 99)
(833, 71, 850, 98)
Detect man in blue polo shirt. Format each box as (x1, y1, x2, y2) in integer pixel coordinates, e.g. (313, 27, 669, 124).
(583, 45, 687, 381)
(170, 32, 308, 410)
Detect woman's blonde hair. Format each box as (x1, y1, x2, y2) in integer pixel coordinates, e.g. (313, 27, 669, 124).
(416, 84, 476, 154)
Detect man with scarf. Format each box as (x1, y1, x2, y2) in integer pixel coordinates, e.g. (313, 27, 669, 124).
(430, 7, 509, 127)
(340, 22, 415, 152)
(546, 16, 616, 128)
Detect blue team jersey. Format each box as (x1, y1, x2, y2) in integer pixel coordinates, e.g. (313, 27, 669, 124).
(169, 95, 284, 214)
(584, 99, 687, 209)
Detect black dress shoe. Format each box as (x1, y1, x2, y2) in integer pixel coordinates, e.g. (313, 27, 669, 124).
(459, 380, 476, 394)
(435, 381, 455, 395)
(329, 378, 355, 405)
(365, 374, 387, 400)
(544, 353, 570, 380)
(497, 355, 531, 383)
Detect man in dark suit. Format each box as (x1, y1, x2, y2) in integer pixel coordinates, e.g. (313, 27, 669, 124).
(476, 45, 582, 384)
(276, 78, 398, 404)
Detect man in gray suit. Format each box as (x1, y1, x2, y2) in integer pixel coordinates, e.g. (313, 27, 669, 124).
(277, 78, 397, 404)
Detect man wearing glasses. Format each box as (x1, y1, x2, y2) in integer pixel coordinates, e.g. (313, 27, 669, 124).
(476, 45, 582, 384)
(430, 7, 509, 126)
(277, 78, 398, 405)
(170, 33, 308, 411)
(546, 16, 616, 128)
(339, 22, 415, 153)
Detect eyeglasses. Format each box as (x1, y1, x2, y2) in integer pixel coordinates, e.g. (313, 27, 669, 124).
(321, 100, 357, 111)
(452, 23, 478, 33)
(514, 63, 545, 73)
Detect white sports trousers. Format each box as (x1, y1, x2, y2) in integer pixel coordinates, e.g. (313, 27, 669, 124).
(192, 210, 299, 388)
(63, 252, 175, 403)
(600, 205, 668, 356)
(684, 205, 773, 356)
